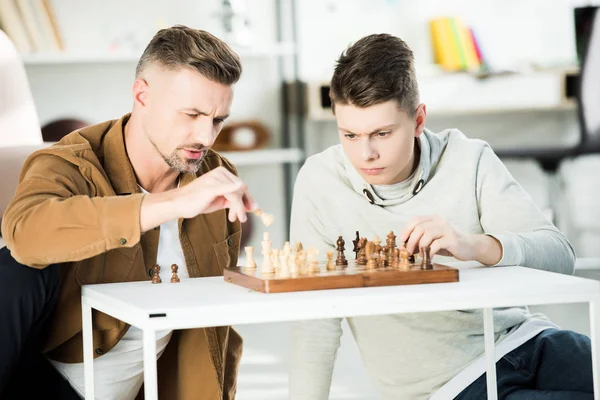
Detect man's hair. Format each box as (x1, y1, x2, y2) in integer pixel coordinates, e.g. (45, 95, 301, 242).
(330, 33, 419, 115)
(136, 25, 242, 85)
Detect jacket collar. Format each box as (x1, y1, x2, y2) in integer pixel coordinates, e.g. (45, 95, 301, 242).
(102, 113, 142, 196)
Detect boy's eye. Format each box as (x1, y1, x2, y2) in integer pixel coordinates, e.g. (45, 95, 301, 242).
(376, 131, 391, 137)
(186, 113, 198, 118)
(345, 134, 357, 139)
(214, 119, 225, 125)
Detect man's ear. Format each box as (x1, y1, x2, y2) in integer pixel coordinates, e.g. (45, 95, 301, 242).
(414, 103, 427, 137)
(133, 78, 150, 108)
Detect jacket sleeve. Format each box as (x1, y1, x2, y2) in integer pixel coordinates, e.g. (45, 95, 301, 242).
(1, 153, 144, 267)
(476, 145, 576, 274)
(288, 165, 343, 400)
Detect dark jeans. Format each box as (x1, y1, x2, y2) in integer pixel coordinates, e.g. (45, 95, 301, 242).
(455, 328, 594, 400)
(0, 246, 81, 399)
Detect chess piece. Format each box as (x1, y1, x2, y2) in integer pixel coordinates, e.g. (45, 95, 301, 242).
(404, 241, 415, 263)
(170, 264, 180, 283)
(244, 246, 257, 270)
(335, 236, 348, 267)
(307, 248, 319, 273)
(352, 231, 361, 260)
(378, 249, 385, 268)
(386, 231, 396, 266)
(283, 241, 292, 256)
(151, 264, 162, 284)
(253, 208, 274, 226)
(373, 235, 382, 252)
(298, 251, 307, 274)
(279, 253, 290, 277)
(421, 246, 433, 270)
(294, 242, 303, 252)
(366, 241, 377, 270)
(326, 250, 335, 271)
(272, 249, 280, 271)
(399, 245, 411, 270)
(392, 248, 400, 269)
(357, 238, 368, 265)
(290, 252, 300, 275)
(261, 232, 274, 274)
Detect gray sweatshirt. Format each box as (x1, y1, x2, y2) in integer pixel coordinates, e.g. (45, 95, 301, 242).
(289, 129, 575, 399)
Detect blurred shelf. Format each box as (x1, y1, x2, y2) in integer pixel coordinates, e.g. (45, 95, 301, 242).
(219, 148, 304, 166)
(21, 43, 296, 65)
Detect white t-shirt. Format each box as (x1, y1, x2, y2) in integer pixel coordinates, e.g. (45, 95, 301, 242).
(51, 187, 190, 399)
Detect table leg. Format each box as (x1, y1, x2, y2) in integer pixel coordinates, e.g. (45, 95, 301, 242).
(483, 308, 498, 400)
(143, 329, 158, 400)
(590, 296, 600, 400)
(82, 300, 94, 400)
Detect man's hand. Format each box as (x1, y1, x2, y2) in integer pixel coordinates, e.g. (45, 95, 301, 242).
(140, 167, 256, 232)
(399, 215, 502, 265)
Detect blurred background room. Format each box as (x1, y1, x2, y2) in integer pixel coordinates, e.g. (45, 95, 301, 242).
(1, 0, 600, 398)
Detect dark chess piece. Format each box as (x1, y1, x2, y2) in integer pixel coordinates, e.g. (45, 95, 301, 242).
(151, 264, 162, 284)
(421, 247, 433, 270)
(170, 264, 180, 283)
(352, 231, 360, 260)
(336, 235, 348, 266)
(404, 241, 415, 263)
(357, 238, 368, 265)
(385, 231, 396, 266)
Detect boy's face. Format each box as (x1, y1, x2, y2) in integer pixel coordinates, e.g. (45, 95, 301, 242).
(335, 100, 426, 185)
(135, 66, 234, 174)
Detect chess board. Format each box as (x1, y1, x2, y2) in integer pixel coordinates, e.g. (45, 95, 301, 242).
(224, 261, 459, 293)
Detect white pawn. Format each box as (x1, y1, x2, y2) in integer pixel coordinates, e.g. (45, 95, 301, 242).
(326, 250, 335, 271)
(283, 241, 292, 256)
(244, 246, 257, 270)
(307, 247, 319, 272)
(279, 252, 290, 277)
(272, 249, 280, 271)
(290, 252, 300, 275)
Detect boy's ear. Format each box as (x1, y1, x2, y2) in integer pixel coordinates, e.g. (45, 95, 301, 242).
(414, 103, 427, 137)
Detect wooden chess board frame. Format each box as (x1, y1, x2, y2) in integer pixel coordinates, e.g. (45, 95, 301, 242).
(224, 261, 459, 293)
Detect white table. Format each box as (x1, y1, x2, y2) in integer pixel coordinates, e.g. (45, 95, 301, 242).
(81, 266, 600, 400)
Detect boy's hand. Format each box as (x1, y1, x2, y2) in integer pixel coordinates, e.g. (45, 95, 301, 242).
(399, 215, 502, 265)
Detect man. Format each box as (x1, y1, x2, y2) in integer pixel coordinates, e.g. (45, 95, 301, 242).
(0, 26, 255, 399)
(289, 34, 593, 399)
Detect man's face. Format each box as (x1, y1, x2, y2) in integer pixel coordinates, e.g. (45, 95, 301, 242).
(136, 66, 234, 174)
(335, 100, 425, 185)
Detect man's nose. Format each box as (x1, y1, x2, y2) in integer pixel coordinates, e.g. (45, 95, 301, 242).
(192, 119, 216, 147)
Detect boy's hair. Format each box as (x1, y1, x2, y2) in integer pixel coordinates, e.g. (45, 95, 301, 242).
(136, 25, 242, 85)
(330, 33, 419, 115)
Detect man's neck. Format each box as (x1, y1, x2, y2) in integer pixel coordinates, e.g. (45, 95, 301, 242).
(124, 114, 179, 193)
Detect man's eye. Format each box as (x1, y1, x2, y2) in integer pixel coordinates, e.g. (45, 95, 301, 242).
(186, 113, 199, 118)
(345, 134, 356, 139)
(376, 131, 391, 137)
(214, 119, 225, 125)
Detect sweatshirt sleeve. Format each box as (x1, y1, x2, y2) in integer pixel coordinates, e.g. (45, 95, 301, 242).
(288, 164, 344, 400)
(476, 145, 575, 274)
(1, 153, 144, 267)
